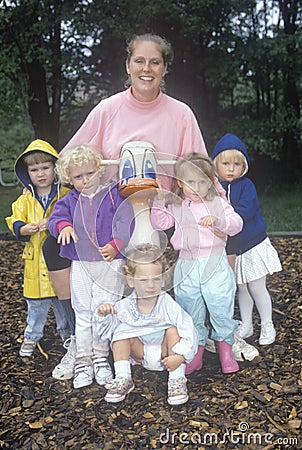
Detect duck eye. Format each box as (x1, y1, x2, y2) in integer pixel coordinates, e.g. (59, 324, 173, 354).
(144, 159, 156, 179)
(121, 159, 135, 181)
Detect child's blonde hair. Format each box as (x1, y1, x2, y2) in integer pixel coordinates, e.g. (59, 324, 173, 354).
(171, 153, 218, 203)
(55, 144, 104, 184)
(213, 149, 248, 178)
(122, 244, 169, 277)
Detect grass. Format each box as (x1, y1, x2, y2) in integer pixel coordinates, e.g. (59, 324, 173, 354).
(258, 184, 302, 232)
(0, 186, 22, 235)
(0, 184, 301, 235)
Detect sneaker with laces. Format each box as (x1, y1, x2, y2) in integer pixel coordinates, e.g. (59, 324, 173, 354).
(104, 377, 135, 403)
(259, 320, 276, 345)
(205, 338, 216, 353)
(73, 362, 94, 389)
(236, 322, 254, 340)
(92, 356, 113, 386)
(167, 377, 189, 406)
(232, 335, 259, 361)
(52, 336, 76, 380)
(19, 339, 37, 357)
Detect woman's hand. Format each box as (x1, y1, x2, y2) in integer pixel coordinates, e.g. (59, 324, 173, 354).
(155, 179, 165, 200)
(57, 226, 78, 245)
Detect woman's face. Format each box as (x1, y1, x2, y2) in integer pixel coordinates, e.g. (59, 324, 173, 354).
(126, 40, 167, 102)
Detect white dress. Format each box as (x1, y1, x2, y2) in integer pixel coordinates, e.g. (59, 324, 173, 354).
(235, 237, 282, 284)
(94, 290, 199, 363)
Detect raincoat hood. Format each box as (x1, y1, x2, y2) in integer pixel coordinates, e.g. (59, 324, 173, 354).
(211, 133, 250, 171)
(15, 139, 59, 189)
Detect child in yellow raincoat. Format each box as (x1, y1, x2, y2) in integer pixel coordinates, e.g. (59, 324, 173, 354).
(6, 139, 71, 357)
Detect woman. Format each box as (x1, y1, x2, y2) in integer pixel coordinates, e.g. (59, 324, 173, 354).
(61, 33, 208, 189)
(45, 33, 212, 380)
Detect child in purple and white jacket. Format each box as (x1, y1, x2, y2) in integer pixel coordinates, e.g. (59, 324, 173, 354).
(48, 144, 134, 389)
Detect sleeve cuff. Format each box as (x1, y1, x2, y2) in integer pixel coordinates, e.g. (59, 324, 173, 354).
(109, 238, 125, 252)
(56, 221, 73, 234)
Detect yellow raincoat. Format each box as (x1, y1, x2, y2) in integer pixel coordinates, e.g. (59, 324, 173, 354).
(5, 140, 69, 299)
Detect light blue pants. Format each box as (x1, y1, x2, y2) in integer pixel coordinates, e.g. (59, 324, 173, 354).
(24, 297, 70, 341)
(173, 253, 238, 346)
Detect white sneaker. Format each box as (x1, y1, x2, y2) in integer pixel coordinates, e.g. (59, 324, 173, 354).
(167, 377, 189, 405)
(236, 322, 254, 339)
(259, 321, 276, 345)
(19, 339, 36, 357)
(105, 377, 135, 403)
(205, 338, 216, 353)
(92, 356, 113, 386)
(52, 336, 76, 380)
(73, 363, 94, 389)
(232, 335, 259, 361)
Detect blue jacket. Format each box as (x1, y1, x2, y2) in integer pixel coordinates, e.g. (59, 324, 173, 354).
(212, 134, 267, 255)
(48, 183, 134, 261)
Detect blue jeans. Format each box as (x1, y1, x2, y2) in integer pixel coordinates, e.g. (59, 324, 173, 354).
(24, 297, 70, 341)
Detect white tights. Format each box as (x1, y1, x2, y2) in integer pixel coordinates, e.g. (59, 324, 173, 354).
(237, 276, 273, 326)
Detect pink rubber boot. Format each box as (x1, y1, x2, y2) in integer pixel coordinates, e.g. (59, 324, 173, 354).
(217, 341, 239, 374)
(185, 345, 205, 375)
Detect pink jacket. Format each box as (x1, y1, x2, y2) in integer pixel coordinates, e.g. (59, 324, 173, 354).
(151, 196, 243, 259)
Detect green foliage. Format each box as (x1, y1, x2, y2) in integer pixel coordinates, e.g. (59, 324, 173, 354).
(0, 0, 301, 180)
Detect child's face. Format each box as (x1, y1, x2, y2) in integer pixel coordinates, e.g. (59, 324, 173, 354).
(27, 161, 55, 193)
(216, 151, 244, 182)
(127, 262, 164, 301)
(68, 161, 102, 195)
(178, 168, 212, 201)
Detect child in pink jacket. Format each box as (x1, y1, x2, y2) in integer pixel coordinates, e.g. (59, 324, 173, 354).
(151, 154, 243, 374)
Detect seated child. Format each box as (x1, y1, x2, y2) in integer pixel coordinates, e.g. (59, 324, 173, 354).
(96, 244, 199, 406)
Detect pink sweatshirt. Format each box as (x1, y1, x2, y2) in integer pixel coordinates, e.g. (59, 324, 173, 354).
(151, 197, 243, 259)
(62, 88, 207, 190)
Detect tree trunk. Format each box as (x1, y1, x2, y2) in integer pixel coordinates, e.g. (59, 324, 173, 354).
(279, 0, 301, 181)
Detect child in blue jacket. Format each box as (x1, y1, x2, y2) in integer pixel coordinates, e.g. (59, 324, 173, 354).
(212, 134, 282, 346)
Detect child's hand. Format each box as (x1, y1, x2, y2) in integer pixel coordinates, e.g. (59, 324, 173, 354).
(38, 218, 48, 232)
(161, 354, 185, 372)
(20, 223, 39, 236)
(200, 215, 218, 228)
(98, 303, 117, 316)
(98, 243, 117, 262)
(57, 226, 78, 245)
(212, 228, 227, 241)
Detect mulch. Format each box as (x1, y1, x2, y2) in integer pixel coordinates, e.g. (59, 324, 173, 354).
(0, 238, 301, 450)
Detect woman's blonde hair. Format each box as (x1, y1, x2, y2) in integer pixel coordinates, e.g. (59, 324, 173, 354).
(171, 153, 218, 203)
(122, 243, 169, 277)
(125, 33, 174, 91)
(213, 149, 248, 178)
(55, 144, 104, 185)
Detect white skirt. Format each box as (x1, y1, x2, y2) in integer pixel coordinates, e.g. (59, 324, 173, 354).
(235, 237, 282, 284)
